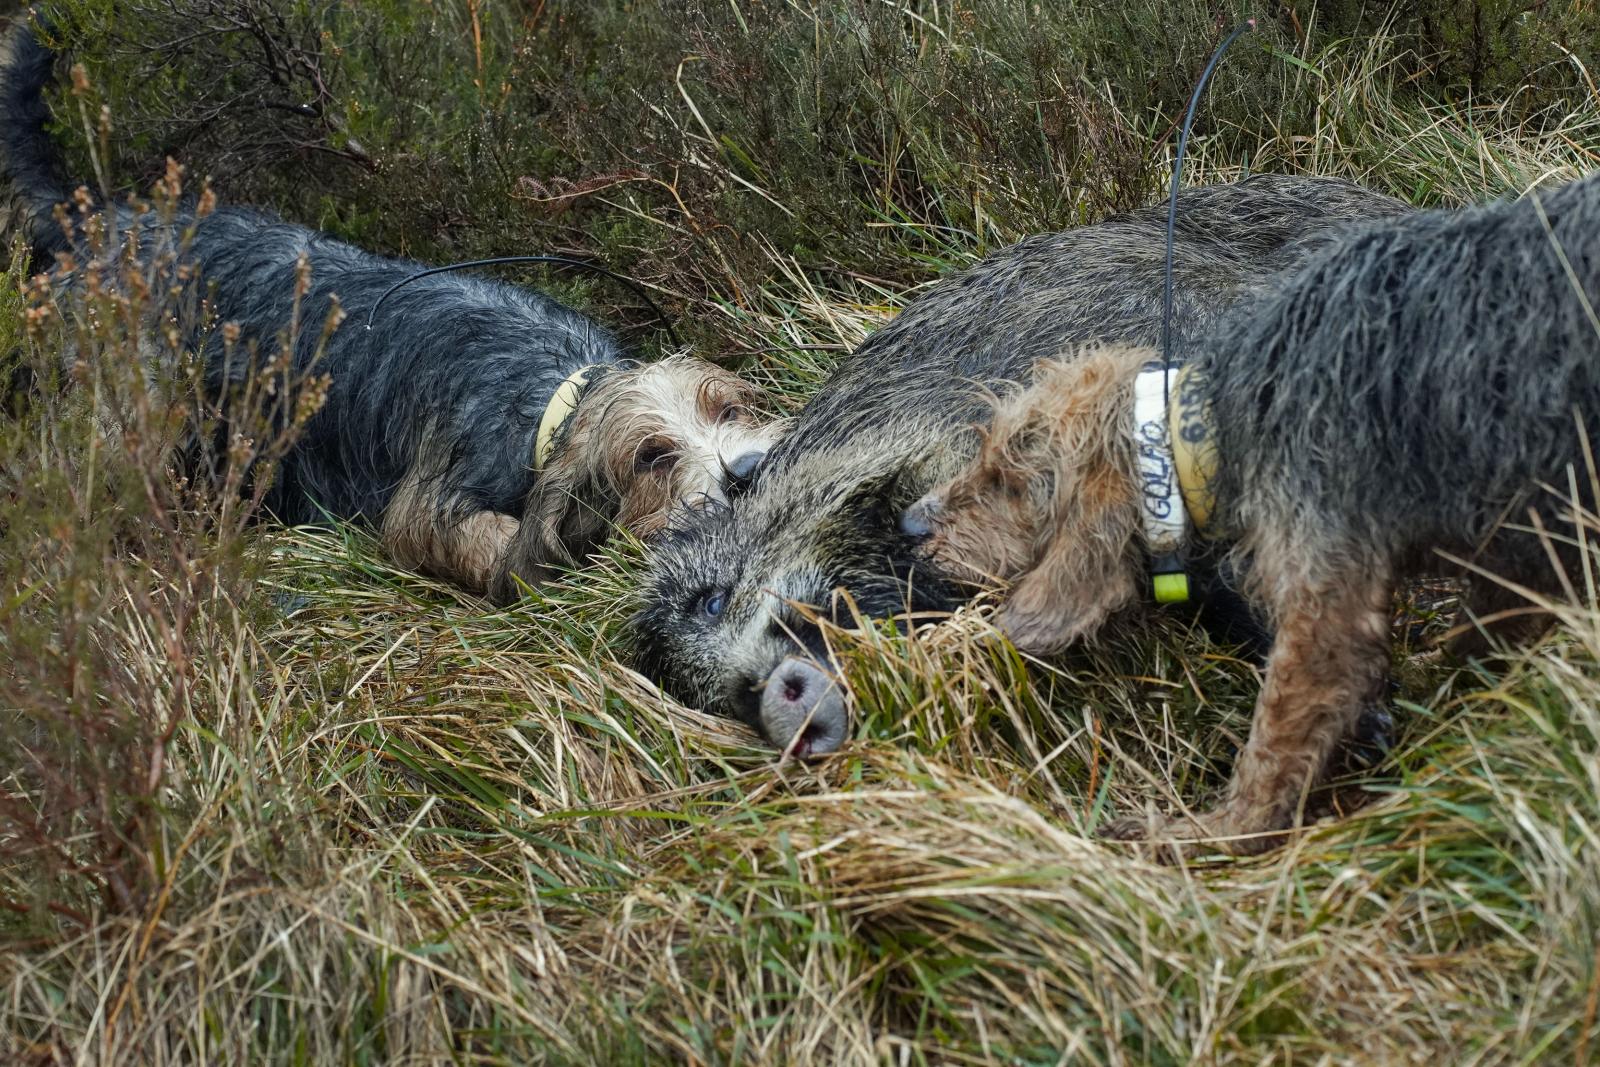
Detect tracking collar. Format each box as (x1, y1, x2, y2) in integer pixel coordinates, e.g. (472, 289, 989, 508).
(535, 365, 601, 471)
(1131, 363, 1217, 603)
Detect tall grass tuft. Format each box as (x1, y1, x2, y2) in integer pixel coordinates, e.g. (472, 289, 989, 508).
(2, 2, 1599, 1063)
(0, 132, 331, 923)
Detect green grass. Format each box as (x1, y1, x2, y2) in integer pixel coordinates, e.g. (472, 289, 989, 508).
(4, 2, 1600, 1063)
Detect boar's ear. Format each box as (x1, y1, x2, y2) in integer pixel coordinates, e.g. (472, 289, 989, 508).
(999, 465, 1141, 655)
(838, 468, 913, 533)
(844, 467, 934, 534)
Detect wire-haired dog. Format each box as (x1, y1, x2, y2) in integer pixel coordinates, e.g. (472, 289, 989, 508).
(909, 172, 1600, 855)
(1, 20, 780, 598)
(632, 175, 1409, 754)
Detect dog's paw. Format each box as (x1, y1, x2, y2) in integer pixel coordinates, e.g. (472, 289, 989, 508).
(1096, 813, 1199, 864)
(1097, 815, 1154, 842)
(1097, 808, 1286, 862)
(1338, 701, 1397, 773)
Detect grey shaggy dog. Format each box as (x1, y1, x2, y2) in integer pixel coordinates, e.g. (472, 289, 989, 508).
(1, 19, 778, 596)
(916, 172, 1600, 855)
(633, 174, 1410, 754)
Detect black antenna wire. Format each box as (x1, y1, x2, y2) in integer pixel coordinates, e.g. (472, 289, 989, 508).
(1161, 17, 1257, 394)
(363, 254, 682, 348)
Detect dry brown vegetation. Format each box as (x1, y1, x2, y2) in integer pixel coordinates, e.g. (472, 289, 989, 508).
(4, 2, 1600, 1063)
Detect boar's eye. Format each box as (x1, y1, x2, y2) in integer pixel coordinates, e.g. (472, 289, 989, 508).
(699, 590, 727, 619)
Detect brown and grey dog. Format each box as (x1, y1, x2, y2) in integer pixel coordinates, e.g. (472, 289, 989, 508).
(634, 175, 1411, 754)
(909, 172, 1600, 855)
(1, 19, 781, 598)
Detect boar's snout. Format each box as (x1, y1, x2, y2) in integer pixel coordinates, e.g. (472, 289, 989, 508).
(760, 657, 848, 757)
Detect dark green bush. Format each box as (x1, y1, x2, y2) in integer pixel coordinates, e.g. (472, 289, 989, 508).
(37, 0, 1600, 356)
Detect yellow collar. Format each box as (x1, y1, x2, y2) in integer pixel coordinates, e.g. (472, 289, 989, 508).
(1166, 363, 1217, 534)
(535, 365, 599, 471)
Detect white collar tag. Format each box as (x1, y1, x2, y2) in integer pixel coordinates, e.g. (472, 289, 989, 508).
(1132, 366, 1187, 558)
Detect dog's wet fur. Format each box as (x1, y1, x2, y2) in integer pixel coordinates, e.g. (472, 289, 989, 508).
(633, 175, 1410, 750)
(919, 173, 1600, 856)
(0, 18, 780, 596)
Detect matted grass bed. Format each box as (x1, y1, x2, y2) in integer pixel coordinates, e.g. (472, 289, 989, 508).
(3, 2, 1599, 1062)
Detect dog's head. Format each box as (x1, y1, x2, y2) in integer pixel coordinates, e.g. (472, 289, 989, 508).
(489, 356, 784, 601)
(905, 344, 1149, 654)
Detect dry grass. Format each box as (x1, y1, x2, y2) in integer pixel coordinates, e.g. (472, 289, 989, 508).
(4, 10, 1600, 1066)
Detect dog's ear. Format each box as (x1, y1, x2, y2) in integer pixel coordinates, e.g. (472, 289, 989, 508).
(999, 452, 1141, 655)
(489, 444, 616, 604)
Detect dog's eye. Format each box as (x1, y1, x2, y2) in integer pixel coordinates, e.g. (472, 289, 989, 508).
(984, 471, 1022, 498)
(717, 404, 745, 425)
(635, 440, 677, 473)
(700, 590, 727, 619)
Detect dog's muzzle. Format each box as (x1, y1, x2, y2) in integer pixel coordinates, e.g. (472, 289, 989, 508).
(899, 495, 939, 541)
(725, 450, 768, 497)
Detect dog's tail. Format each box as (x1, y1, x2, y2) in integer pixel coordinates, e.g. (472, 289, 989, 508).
(0, 13, 72, 259)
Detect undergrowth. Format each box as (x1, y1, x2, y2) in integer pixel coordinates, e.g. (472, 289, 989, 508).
(2, 1, 1599, 1064)
(36, 0, 1600, 353)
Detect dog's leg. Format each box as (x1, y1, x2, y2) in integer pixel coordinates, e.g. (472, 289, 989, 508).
(1106, 559, 1394, 857)
(382, 456, 520, 593)
(384, 501, 518, 593)
(445, 511, 521, 591)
